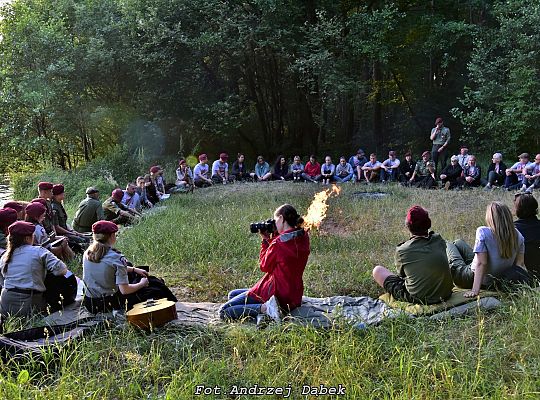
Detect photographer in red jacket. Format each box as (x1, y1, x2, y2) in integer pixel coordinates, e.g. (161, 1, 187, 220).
(219, 204, 310, 322)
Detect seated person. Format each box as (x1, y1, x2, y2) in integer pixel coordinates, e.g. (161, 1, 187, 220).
(103, 189, 140, 226)
(25, 202, 74, 262)
(302, 155, 321, 183)
(73, 187, 105, 233)
(122, 183, 141, 211)
(254, 156, 272, 182)
(211, 153, 234, 184)
(409, 151, 437, 189)
(219, 204, 310, 321)
(150, 166, 165, 196)
(348, 149, 368, 182)
(505, 153, 533, 191)
(231, 154, 253, 182)
(457, 155, 481, 189)
(514, 193, 540, 279)
(446, 202, 531, 297)
(361, 153, 382, 183)
(334, 157, 354, 183)
(0, 208, 18, 251)
(3, 202, 25, 220)
(36, 181, 56, 235)
(143, 174, 160, 204)
(380, 151, 400, 182)
(372, 206, 453, 304)
(171, 159, 194, 193)
(523, 153, 540, 193)
(0, 221, 69, 318)
(290, 156, 304, 182)
(456, 145, 470, 170)
(272, 156, 289, 181)
(440, 155, 463, 190)
(321, 156, 335, 185)
(482, 153, 507, 189)
(51, 184, 90, 253)
(399, 152, 416, 183)
(136, 176, 155, 208)
(193, 154, 213, 187)
(82, 221, 176, 313)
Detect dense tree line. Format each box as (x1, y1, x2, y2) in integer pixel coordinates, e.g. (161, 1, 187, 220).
(0, 0, 537, 171)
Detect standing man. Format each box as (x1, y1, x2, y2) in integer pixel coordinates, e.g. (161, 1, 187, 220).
(430, 117, 451, 171)
(73, 187, 105, 233)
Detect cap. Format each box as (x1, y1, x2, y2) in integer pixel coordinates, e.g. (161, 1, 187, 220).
(8, 221, 36, 236)
(25, 202, 47, 219)
(150, 166, 160, 174)
(406, 205, 431, 235)
(52, 184, 65, 196)
(86, 187, 99, 195)
(198, 153, 208, 162)
(3, 202, 24, 213)
(422, 151, 431, 157)
(179, 159, 186, 165)
(31, 198, 48, 207)
(112, 189, 124, 201)
(92, 220, 119, 234)
(0, 208, 18, 230)
(38, 182, 53, 191)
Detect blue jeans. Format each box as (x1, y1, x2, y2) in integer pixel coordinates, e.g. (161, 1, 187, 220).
(380, 168, 399, 182)
(334, 173, 353, 183)
(219, 289, 263, 320)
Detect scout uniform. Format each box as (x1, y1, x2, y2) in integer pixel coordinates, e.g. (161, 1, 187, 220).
(73, 188, 105, 233)
(103, 189, 134, 225)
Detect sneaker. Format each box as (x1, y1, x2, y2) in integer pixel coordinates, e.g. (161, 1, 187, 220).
(263, 295, 282, 323)
(256, 313, 271, 329)
(522, 184, 527, 191)
(525, 186, 533, 194)
(444, 181, 451, 190)
(484, 183, 491, 191)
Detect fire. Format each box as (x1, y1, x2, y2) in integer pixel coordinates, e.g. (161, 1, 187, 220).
(303, 184, 342, 231)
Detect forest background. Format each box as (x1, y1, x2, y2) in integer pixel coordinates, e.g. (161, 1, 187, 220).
(0, 0, 539, 176)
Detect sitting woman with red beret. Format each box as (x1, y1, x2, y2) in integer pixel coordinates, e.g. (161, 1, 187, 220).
(0, 221, 69, 318)
(0, 208, 18, 254)
(82, 221, 176, 313)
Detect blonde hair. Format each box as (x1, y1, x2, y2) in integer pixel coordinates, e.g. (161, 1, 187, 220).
(485, 202, 517, 259)
(85, 233, 112, 263)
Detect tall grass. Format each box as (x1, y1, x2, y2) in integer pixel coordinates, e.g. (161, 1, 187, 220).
(1, 183, 539, 399)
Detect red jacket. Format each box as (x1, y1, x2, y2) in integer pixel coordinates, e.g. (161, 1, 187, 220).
(304, 162, 321, 177)
(248, 228, 310, 311)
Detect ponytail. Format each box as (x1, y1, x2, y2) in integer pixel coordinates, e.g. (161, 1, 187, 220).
(86, 233, 112, 263)
(1, 234, 29, 274)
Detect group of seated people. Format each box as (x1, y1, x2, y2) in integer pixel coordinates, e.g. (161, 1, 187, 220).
(171, 149, 540, 193)
(0, 180, 176, 324)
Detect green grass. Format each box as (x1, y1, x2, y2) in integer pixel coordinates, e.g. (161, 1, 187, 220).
(1, 182, 540, 399)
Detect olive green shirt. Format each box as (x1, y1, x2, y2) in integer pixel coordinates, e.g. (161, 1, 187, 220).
(431, 126, 451, 146)
(51, 200, 68, 230)
(102, 197, 128, 221)
(395, 232, 453, 304)
(73, 197, 104, 233)
(414, 160, 433, 177)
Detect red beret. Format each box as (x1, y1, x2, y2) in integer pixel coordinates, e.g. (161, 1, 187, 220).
(406, 205, 431, 235)
(92, 220, 119, 234)
(3, 202, 24, 213)
(112, 189, 124, 201)
(31, 198, 48, 207)
(435, 117, 443, 124)
(25, 202, 47, 219)
(38, 182, 53, 190)
(0, 208, 18, 231)
(198, 153, 208, 162)
(8, 221, 36, 236)
(422, 151, 431, 158)
(150, 166, 160, 174)
(52, 184, 65, 195)
(219, 152, 228, 160)
(179, 159, 186, 165)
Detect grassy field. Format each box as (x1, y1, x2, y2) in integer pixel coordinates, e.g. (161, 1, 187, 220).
(1, 182, 539, 399)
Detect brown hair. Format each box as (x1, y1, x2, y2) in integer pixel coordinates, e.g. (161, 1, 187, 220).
(485, 202, 518, 259)
(86, 233, 113, 263)
(1, 233, 30, 274)
(514, 194, 538, 219)
(275, 204, 304, 229)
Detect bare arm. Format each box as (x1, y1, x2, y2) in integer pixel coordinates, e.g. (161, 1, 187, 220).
(464, 253, 487, 297)
(118, 279, 148, 295)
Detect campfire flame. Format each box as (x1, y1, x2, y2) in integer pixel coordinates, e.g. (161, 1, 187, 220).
(303, 185, 342, 231)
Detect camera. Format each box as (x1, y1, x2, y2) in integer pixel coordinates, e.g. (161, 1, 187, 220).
(250, 219, 276, 234)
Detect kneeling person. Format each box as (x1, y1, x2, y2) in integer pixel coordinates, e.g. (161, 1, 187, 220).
(372, 206, 453, 304)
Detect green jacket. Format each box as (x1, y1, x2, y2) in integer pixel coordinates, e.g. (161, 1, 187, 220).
(73, 197, 104, 233)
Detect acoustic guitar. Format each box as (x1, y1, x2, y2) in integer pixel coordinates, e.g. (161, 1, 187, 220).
(126, 298, 178, 329)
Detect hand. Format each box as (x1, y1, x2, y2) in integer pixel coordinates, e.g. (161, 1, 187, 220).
(133, 267, 148, 277)
(409, 177, 414, 182)
(139, 277, 149, 288)
(463, 290, 479, 298)
(440, 174, 447, 180)
(259, 231, 270, 241)
(466, 177, 473, 183)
